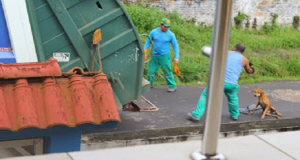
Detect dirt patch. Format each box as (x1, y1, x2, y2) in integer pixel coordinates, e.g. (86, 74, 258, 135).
(265, 89, 300, 103)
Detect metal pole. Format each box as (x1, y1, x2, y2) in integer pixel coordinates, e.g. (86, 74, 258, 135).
(192, 0, 233, 159)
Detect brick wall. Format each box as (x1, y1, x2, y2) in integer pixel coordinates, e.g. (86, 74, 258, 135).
(121, 0, 300, 27)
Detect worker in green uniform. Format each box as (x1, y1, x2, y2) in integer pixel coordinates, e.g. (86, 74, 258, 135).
(144, 18, 180, 92)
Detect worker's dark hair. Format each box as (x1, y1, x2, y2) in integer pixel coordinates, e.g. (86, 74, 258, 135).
(235, 43, 245, 53)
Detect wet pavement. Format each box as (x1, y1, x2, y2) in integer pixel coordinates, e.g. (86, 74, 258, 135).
(82, 80, 300, 144)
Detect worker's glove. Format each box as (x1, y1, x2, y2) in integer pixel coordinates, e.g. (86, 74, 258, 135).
(251, 67, 255, 74)
(174, 63, 181, 76)
(144, 49, 148, 62)
(249, 61, 254, 74)
(201, 46, 212, 57)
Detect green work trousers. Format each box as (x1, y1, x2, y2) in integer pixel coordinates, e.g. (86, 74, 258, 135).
(147, 54, 176, 89)
(192, 83, 240, 119)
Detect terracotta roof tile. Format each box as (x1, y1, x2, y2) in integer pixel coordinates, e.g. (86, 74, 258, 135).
(0, 61, 120, 131)
(0, 58, 61, 79)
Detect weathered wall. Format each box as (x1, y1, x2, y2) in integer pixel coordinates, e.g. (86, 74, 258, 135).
(121, 0, 300, 27)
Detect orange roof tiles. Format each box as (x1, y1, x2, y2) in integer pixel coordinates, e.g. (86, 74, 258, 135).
(0, 60, 120, 131)
(0, 58, 61, 79)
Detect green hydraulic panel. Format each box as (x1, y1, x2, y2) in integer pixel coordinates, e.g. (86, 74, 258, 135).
(26, 0, 146, 106)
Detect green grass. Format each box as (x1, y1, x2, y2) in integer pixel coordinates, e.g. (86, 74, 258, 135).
(125, 4, 300, 86)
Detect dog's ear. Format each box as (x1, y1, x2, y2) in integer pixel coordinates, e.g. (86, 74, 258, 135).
(257, 88, 264, 94)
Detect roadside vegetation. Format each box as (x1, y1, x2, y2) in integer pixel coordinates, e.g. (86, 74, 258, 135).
(124, 4, 300, 85)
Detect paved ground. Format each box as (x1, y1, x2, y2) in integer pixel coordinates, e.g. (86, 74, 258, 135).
(83, 81, 300, 136)
(4, 130, 300, 160)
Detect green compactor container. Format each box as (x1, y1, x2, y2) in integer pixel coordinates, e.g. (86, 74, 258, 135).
(26, 0, 149, 108)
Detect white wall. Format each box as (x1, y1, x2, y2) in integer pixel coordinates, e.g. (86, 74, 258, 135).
(122, 0, 300, 28)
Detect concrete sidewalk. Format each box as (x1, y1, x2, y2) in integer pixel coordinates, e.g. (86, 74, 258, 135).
(3, 130, 300, 160)
(82, 81, 300, 147)
(1, 81, 300, 160)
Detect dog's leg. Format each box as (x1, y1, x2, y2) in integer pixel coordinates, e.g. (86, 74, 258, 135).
(250, 103, 260, 115)
(266, 113, 281, 119)
(271, 107, 282, 116)
(261, 107, 270, 119)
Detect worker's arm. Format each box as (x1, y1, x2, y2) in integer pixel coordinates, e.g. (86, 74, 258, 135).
(144, 31, 153, 50)
(171, 34, 180, 64)
(201, 46, 231, 57)
(242, 56, 254, 74)
(143, 32, 153, 61)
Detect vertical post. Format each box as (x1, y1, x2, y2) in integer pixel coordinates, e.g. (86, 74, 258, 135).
(192, 0, 233, 159)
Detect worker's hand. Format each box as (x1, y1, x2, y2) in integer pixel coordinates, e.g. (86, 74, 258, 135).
(174, 59, 179, 64)
(174, 63, 180, 76)
(144, 49, 148, 61)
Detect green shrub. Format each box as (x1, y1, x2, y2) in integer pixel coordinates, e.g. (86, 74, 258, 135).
(293, 15, 300, 29)
(234, 12, 249, 29)
(271, 13, 279, 30)
(263, 22, 272, 33)
(252, 18, 257, 30)
(262, 14, 280, 33)
(245, 19, 250, 29)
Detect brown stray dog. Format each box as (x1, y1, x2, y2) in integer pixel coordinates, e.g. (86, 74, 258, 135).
(251, 88, 282, 119)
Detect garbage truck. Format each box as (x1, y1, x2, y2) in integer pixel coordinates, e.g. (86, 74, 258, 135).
(0, 0, 149, 155)
(0, 0, 149, 109)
